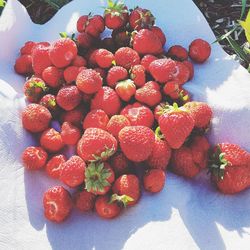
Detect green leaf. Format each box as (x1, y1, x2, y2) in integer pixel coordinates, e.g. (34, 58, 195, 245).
(44, 0, 70, 10)
(59, 32, 68, 38)
(0, 0, 6, 8)
(240, 0, 247, 19)
(213, 26, 239, 44)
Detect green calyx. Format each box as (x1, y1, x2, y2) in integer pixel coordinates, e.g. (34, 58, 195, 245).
(30, 81, 47, 91)
(110, 193, 134, 207)
(155, 126, 165, 140)
(91, 145, 116, 162)
(105, 0, 128, 17)
(85, 162, 112, 193)
(155, 102, 171, 116)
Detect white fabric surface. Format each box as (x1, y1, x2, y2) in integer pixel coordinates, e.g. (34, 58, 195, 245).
(0, 0, 250, 249)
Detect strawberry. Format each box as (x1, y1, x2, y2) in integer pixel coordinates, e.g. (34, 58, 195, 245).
(114, 47, 140, 69)
(130, 64, 146, 87)
(119, 126, 155, 162)
(112, 174, 140, 205)
(45, 154, 66, 179)
(150, 26, 166, 46)
(20, 41, 36, 55)
(42, 66, 63, 88)
(133, 29, 163, 55)
(120, 102, 154, 128)
(60, 105, 85, 126)
(107, 66, 128, 87)
(110, 152, 130, 176)
(76, 69, 103, 94)
(129, 7, 155, 31)
(95, 195, 121, 219)
(85, 162, 115, 195)
(184, 101, 213, 129)
(154, 102, 170, 121)
(63, 66, 79, 83)
(141, 54, 157, 72)
(104, 0, 128, 30)
(83, 109, 109, 131)
(60, 155, 86, 187)
(14, 54, 33, 75)
(115, 79, 136, 102)
(77, 127, 117, 162)
(158, 103, 195, 149)
(182, 60, 194, 80)
(76, 15, 89, 33)
(107, 115, 131, 138)
(23, 77, 47, 103)
(49, 38, 78, 68)
(189, 38, 211, 63)
(77, 32, 94, 49)
(135, 81, 162, 107)
(209, 143, 250, 194)
(56, 85, 82, 111)
(40, 128, 64, 153)
(173, 62, 190, 85)
(74, 190, 96, 212)
(22, 104, 52, 133)
(22, 146, 48, 170)
(39, 94, 58, 114)
(71, 55, 87, 67)
(163, 80, 180, 99)
(112, 29, 131, 48)
(143, 169, 166, 193)
(43, 186, 73, 223)
(95, 49, 115, 69)
(87, 49, 99, 67)
(91, 86, 121, 116)
(167, 45, 188, 61)
(61, 122, 81, 145)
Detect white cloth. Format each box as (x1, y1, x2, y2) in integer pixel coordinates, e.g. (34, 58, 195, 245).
(0, 0, 250, 249)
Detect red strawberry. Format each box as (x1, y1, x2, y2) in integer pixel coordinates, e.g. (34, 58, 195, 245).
(95, 49, 115, 69)
(114, 47, 140, 69)
(184, 101, 213, 129)
(60, 105, 85, 126)
(154, 102, 170, 121)
(141, 54, 157, 72)
(39, 94, 58, 114)
(40, 128, 64, 153)
(83, 109, 109, 131)
(93, 67, 106, 79)
(77, 127, 117, 162)
(112, 29, 131, 48)
(91, 86, 121, 116)
(85, 162, 115, 195)
(74, 190, 96, 212)
(143, 169, 166, 193)
(209, 143, 250, 194)
(107, 66, 128, 87)
(63, 66, 79, 83)
(110, 152, 130, 176)
(22, 104, 52, 133)
(119, 126, 155, 162)
(107, 115, 131, 138)
(45, 154, 66, 179)
(20, 41, 36, 55)
(22, 146, 48, 170)
(71, 55, 87, 67)
(130, 64, 146, 87)
(115, 79, 136, 102)
(150, 26, 166, 46)
(135, 81, 162, 107)
(133, 29, 163, 55)
(56, 85, 82, 111)
(182, 60, 194, 80)
(43, 186, 73, 223)
(77, 32, 94, 49)
(163, 80, 180, 99)
(120, 102, 154, 128)
(76, 69, 103, 94)
(173, 62, 190, 85)
(167, 45, 188, 61)
(76, 15, 89, 33)
(42, 66, 63, 88)
(14, 54, 33, 75)
(158, 104, 195, 149)
(61, 122, 81, 145)
(189, 38, 211, 63)
(87, 49, 99, 67)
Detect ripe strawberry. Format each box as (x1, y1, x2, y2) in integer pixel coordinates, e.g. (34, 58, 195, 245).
(61, 122, 81, 145)
(112, 174, 140, 205)
(163, 80, 180, 99)
(71, 55, 87, 67)
(74, 190, 96, 212)
(20, 41, 36, 55)
(87, 49, 99, 67)
(60, 105, 85, 126)
(77, 127, 117, 161)
(63, 66, 79, 83)
(143, 169, 166, 193)
(83, 109, 109, 131)
(93, 67, 106, 79)
(60, 155, 86, 187)
(119, 126, 155, 162)
(110, 152, 130, 176)
(154, 102, 170, 121)
(149, 58, 177, 83)
(184, 101, 213, 129)
(130, 64, 146, 87)
(14, 54, 33, 75)
(107, 66, 128, 87)
(158, 104, 195, 149)
(39, 94, 58, 114)
(23, 77, 47, 103)
(76, 69, 103, 94)
(22, 104, 52, 133)
(129, 7, 155, 31)
(107, 115, 131, 138)
(141, 54, 157, 72)
(173, 62, 190, 85)
(76, 15, 89, 32)
(209, 143, 250, 194)
(167, 45, 188, 61)
(135, 81, 162, 107)
(133, 29, 163, 55)
(49, 38, 77, 68)
(112, 29, 130, 48)
(91, 86, 121, 116)
(120, 102, 154, 128)
(45, 154, 66, 179)
(40, 128, 64, 153)
(114, 47, 140, 69)
(22, 146, 48, 170)
(42, 66, 63, 88)
(95, 195, 121, 219)
(104, 0, 128, 30)
(56, 85, 82, 111)
(189, 38, 211, 63)
(85, 162, 115, 195)
(43, 186, 73, 223)
(115, 79, 136, 102)
(77, 32, 94, 49)
(183, 61, 194, 81)
(150, 26, 166, 46)
(95, 49, 115, 69)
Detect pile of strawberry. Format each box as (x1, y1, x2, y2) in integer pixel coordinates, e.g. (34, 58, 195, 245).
(15, 1, 250, 223)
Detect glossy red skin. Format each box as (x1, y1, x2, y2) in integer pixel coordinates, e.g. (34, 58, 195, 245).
(61, 122, 81, 145)
(77, 32, 94, 49)
(189, 38, 211, 63)
(183, 60, 194, 80)
(141, 54, 158, 72)
(60, 106, 85, 126)
(168, 45, 188, 61)
(95, 49, 115, 69)
(85, 15, 105, 37)
(163, 81, 180, 99)
(39, 94, 58, 113)
(42, 66, 62, 88)
(14, 54, 33, 75)
(43, 186, 73, 223)
(63, 66, 79, 83)
(173, 62, 190, 85)
(106, 115, 131, 138)
(77, 15, 89, 33)
(107, 66, 128, 87)
(114, 47, 140, 69)
(74, 190, 96, 212)
(20, 41, 36, 55)
(130, 65, 146, 87)
(115, 80, 136, 102)
(93, 68, 107, 79)
(22, 146, 48, 170)
(83, 109, 109, 130)
(143, 169, 166, 193)
(71, 55, 87, 67)
(110, 152, 130, 176)
(104, 7, 128, 30)
(45, 154, 66, 179)
(150, 26, 166, 46)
